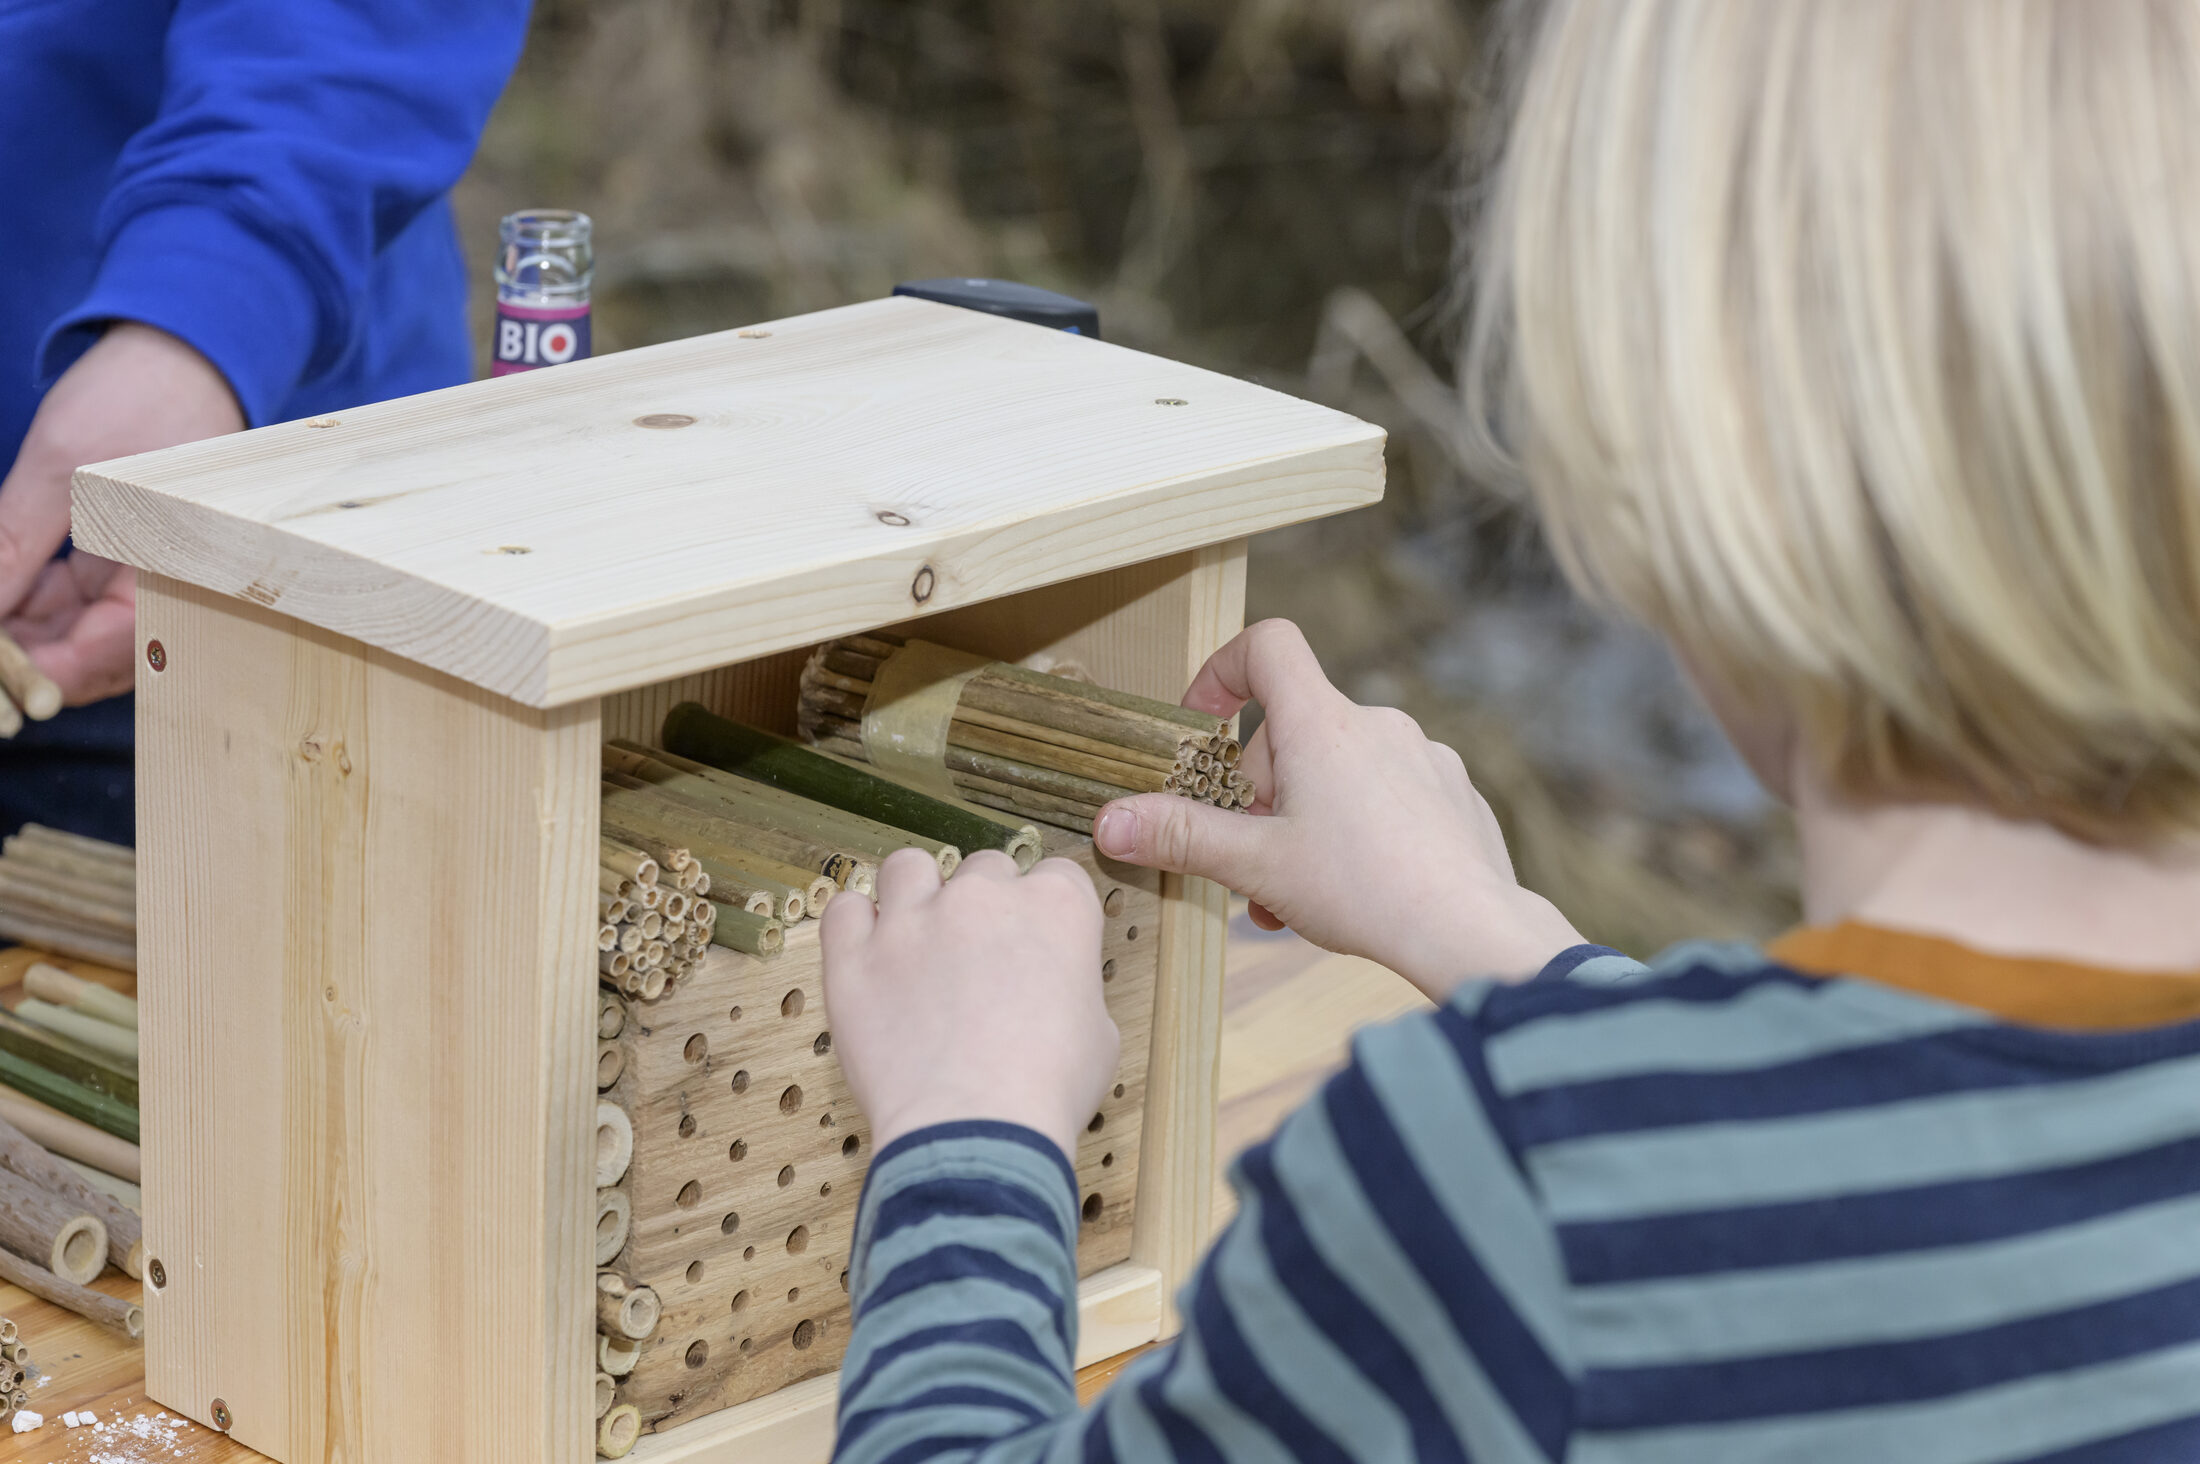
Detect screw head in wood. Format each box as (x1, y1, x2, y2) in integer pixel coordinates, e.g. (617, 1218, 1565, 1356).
(910, 565, 936, 603)
(633, 413, 696, 429)
(211, 1398, 232, 1430)
(147, 1258, 166, 1288)
(145, 640, 167, 672)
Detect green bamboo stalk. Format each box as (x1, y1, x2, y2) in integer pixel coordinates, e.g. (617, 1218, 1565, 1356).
(660, 705, 1040, 869)
(0, 1010, 137, 1108)
(706, 903, 784, 956)
(0, 1049, 138, 1145)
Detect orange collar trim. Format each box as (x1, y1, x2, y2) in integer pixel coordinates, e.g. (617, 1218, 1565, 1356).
(1766, 921, 2200, 1031)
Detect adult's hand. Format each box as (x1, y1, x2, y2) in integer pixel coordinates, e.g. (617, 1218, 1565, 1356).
(1091, 619, 1585, 1000)
(0, 323, 244, 704)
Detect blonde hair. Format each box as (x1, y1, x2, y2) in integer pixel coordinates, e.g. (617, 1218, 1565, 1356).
(1462, 0, 2200, 839)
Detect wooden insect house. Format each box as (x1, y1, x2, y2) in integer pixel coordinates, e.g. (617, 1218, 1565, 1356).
(72, 296, 1385, 1463)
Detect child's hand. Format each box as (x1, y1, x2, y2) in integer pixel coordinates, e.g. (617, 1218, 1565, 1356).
(1093, 620, 1583, 999)
(820, 848, 1120, 1163)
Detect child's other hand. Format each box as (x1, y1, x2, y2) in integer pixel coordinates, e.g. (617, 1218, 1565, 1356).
(820, 848, 1119, 1163)
(1093, 620, 1583, 999)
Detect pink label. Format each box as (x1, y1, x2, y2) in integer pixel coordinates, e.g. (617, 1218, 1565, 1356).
(493, 300, 591, 375)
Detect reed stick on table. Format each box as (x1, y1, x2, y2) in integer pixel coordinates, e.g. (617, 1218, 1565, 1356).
(0, 1245, 139, 1336)
(661, 703, 1041, 868)
(0, 1047, 136, 1144)
(14, 999, 135, 1064)
(13, 826, 131, 871)
(0, 1093, 137, 1182)
(0, 1111, 140, 1278)
(0, 836, 132, 894)
(0, 1164, 106, 1283)
(0, 910, 134, 972)
(22, 964, 135, 1031)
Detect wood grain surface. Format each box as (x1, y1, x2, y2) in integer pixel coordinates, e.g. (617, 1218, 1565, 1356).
(0, 911, 1414, 1462)
(73, 298, 1383, 707)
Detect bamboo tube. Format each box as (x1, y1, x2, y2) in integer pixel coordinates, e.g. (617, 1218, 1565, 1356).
(0, 910, 135, 972)
(637, 910, 662, 941)
(690, 869, 712, 896)
(0, 1049, 136, 1144)
(595, 1275, 662, 1340)
(640, 965, 669, 1000)
(600, 804, 810, 921)
(599, 838, 658, 887)
(599, 1403, 642, 1457)
(0, 636, 58, 724)
(810, 718, 1136, 805)
(596, 1101, 632, 1187)
(15, 1000, 136, 1064)
(658, 889, 688, 920)
(616, 926, 643, 955)
(605, 742, 928, 882)
(0, 1166, 105, 1283)
(0, 1008, 136, 1107)
(597, 924, 617, 952)
(0, 1094, 136, 1182)
(0, 856, 136, 917)
(595, 1189, 630, 1265)
(597, 1329, 640, 1377)
(629, 882, 663, 912)
(14, 826, 131, 870)
(595, 1372, 616, 1420)
(598, 950, 631, 980)
(24, 966, 137, 1033)
(0, 1246, 138, 1336)
(962, 788, 1092, 835)
(706, 903, 784, 956)
(954, 778, 1103, 827)
(0, 1112, 139, 1278)
(599, 994, 626, 1041)
(597, 866, 629, 899)
(596, 1042, 625, 1091)
(661, 704, 1039, 868)
(1, 837, 133, 894)
(809, 660, 1186, 774)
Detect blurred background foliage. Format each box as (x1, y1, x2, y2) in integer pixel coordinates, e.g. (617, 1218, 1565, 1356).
(457, 0, 1800, 955)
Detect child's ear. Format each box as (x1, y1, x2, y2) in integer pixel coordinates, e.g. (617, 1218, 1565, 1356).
(1675, 651, 1797, 805)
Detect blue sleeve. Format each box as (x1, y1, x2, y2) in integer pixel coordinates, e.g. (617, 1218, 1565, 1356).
(836, 993, 1583, 1464)
(35, 0, 531, 426)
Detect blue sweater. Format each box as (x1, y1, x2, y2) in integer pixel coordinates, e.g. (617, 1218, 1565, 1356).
(838, 942, 2200, 1463)
(0, 0, 530, 775)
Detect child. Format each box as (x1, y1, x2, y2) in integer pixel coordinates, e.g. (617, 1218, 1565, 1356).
(819, 1, 2200, 1459)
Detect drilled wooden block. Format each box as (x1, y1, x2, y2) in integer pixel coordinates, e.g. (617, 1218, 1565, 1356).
(604, 835, 1162, 1433)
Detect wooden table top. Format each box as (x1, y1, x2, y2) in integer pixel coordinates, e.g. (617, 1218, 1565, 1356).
(0, 910, 1424, 1459)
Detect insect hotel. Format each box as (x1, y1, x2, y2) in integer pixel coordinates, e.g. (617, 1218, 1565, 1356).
(71, 295, 1384, 1463)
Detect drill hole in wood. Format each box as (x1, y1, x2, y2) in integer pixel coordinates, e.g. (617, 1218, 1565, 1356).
(677, 1180, 702, 1209)
(842, 1134, 860, 1157)
(781, 989, 805, 1018)
(721, 1212, 740, 1235)
(728, 1138, 747, 1162)
(1088, 1112, 1105, 1133)
(1125, 925, 1139, 942)
(1082, 1193, 1103, 1224)
(684, 1034, 708, 1063)
(679, 1114, 697, 1138)
(1102, 958, 1116, 982)
(731, 1289, 750, 1312)
(729, 1005, 742, 1022)
(786, 1226, 810, 1254)
(739, 1338, 754, 1355)
(743, 1246, 756, 1260)
(792, 1320, 817, 1350)
(730, 1070, 749, 1094)
(777, 1165, 795, 1188)
(786, 1287, 800, 1303)
(1103, 888, 1124, 917)
(686, 1340, 708, 1368)
(819, 1182, 832, 1197)
(1101, 1152, 1115, 1168)
(779, 1084, 803, 1114)
(687, 1260, 705, 1285)
(1114, 1083, 1126, 1098)
(813, 1031, 831, 1055)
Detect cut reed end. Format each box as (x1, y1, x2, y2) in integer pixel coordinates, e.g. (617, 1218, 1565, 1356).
(54, 1217, 105, 1285)
(123, 1238, 145, 1281)
(598, 1403, 642, 1458)
(595, 1372, 616, 1420)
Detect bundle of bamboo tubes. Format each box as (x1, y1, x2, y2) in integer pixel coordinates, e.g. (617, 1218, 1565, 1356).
(598, 835, 721, 1001)
(0, 1105, 143, 1338)
(0, 826, 134, 972)
(796, 634, 1255, 835)
(0, 1316, 28, 1426)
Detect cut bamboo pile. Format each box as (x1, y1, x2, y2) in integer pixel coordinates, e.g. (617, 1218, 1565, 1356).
(797, 634, 1255, 834)
(599, 833, 726, 1002)
(0, 826, 134, 972)
(0, 1314, 30, 1425)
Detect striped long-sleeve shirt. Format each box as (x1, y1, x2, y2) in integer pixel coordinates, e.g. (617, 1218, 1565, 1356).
(836, 927, 2200, 1463)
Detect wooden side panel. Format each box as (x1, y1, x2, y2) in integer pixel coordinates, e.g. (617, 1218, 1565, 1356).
(606, 836, 1160, 1434)
(135, 574, 598, 1464)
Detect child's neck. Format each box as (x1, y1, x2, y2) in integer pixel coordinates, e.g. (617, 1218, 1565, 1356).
(1794, 773, 2200, 973)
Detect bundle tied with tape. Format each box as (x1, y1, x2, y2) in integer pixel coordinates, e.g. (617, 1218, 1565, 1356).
(798, 633, 1255, 838)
